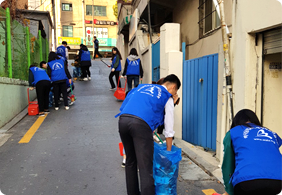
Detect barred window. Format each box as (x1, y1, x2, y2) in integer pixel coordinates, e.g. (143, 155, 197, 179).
(62, 3, 72, 11)
(199, 0, 220, 36)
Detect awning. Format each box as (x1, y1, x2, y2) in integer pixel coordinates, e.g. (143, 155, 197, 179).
(118, 15, 132, 35)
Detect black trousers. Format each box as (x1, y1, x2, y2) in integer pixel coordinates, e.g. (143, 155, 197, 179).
(109, 71, 121, 88)
(81, 66, 91, 78)
(53, 81, 68, 107)
(35, 80, 51, 112)
(234, 179, 282, 195)
(94, 48, 102, 59)
(119, 115, 155, 195)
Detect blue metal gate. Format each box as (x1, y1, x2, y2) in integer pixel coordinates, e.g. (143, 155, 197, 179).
(182, 54, 218, 150)
(152, 40, 160, 82)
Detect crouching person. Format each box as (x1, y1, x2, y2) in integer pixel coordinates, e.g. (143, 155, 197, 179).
(29, 63, 51, 116)
(116, 74, 181, 195)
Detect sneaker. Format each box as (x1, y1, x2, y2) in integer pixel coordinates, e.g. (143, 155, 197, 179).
(38, 112, 45, 116)
(44, 110, 50, 113)
(65, 106, 69, 110)
(109, 88, 116, 91)
(83, 78, 88, 81)
(88, 77, 91, 81)
(69, 101, 74, 106)
(121, 163, 125, 168)
(55, 107, 59, 110)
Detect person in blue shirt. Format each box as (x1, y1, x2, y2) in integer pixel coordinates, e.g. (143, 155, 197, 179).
(121, 48, 143, 91)
(47, 52, 72, 110)
(29, 62, 51, 116)
(109, 47, 122, 90)
(93, 36, 102, 59)
(221, 109, 282, 195)
(117, 74, 181, 195)
(56, 41, 68, 61)
(78, 44, 92, 81)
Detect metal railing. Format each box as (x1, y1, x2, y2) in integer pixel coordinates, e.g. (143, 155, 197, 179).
(0, 7, 49, 81)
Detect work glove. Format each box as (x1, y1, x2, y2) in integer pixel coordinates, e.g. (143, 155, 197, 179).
(111, 68, 115, 72)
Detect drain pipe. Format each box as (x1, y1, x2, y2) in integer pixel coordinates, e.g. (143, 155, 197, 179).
(217, 0, 234, 125)
(216, 0, 234, 165)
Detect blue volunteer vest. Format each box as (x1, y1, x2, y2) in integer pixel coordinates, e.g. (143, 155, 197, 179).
(57, 46, 66, 60)
(48, 59, 68, 82)
(116, 84, 172, 130)
(111, 55, 121, 71)
(29, 67, 50, 85)
(81, 50, 91, 61)
(126, 58, 140, 75)
(230, 124, 282, 187)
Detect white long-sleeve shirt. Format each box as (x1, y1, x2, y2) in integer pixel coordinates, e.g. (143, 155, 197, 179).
(65, 46, 68, 60)
(162, 86, 175, 138)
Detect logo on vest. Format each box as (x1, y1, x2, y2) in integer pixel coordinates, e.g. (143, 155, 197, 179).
(53, 62, 63, 70)
(57, 48, 64, 54)
(257, 129, 272, 139)
(139, 85, 162, 99)
(129, 61, 138, 66)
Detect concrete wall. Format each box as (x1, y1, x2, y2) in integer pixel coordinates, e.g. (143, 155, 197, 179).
(160, 23, 183, 139)
(0, 78, 36, 128)
(230, 0, 282, 138)
(18, 0, 28, 9)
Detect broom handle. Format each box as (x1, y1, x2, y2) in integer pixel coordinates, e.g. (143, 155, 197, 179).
(70, 83, 73, 95)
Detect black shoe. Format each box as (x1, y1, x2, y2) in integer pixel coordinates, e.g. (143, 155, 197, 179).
(44, 110, 50, 113)
(121, 163, 125, 168)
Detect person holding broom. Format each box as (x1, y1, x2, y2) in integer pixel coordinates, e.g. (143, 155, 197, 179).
(116, 74, 181, 195)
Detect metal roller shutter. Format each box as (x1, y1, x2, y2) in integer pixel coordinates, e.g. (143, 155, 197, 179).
(264, 27, 282, 55)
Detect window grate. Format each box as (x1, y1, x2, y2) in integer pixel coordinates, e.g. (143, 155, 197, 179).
(62, 3, 72, 11)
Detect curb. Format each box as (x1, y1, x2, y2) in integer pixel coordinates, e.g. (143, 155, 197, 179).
(0, 107, 28, 134)
(174, 138, 223, 184)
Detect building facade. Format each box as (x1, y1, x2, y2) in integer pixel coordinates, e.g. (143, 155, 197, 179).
(55, 0, 118, 53)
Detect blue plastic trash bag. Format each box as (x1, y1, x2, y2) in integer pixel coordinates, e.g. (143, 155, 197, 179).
(153, 142, 182, 195)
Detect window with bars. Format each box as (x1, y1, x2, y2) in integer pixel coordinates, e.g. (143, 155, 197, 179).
(86, 5, 107, 16)
(62, 3, 72, 11)
(63, 26, 73, 37)
(199, 0, 220, 36)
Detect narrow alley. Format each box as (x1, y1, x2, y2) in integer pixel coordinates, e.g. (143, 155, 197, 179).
(0, 59, 224, 195)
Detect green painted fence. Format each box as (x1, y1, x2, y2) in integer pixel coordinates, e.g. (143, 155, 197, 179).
(0, 7, 49, 81)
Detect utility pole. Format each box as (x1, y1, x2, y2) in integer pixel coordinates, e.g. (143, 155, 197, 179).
(82, 0, 86, 45)
(217, 0, 234, 126)
(92, 0, 95, 58)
